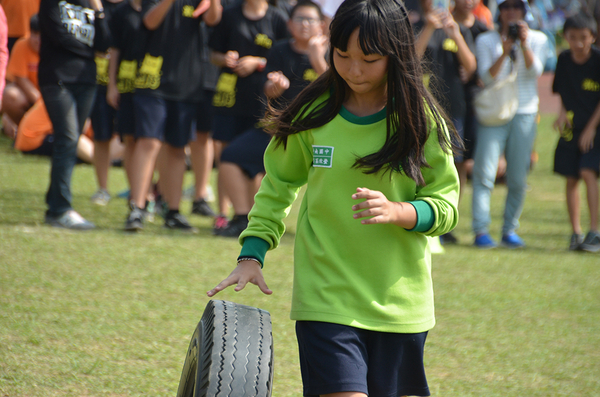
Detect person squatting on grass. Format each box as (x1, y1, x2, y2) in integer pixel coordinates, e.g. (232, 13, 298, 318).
(552, 12, 600, 253)
(208, 0, 460, 396)
(214, 0, 329, 238)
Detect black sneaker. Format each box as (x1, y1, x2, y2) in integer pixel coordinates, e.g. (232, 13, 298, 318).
(580, 231, 600, 253)
(191, 198, 216, 217)
(125, 203, 144, 232)
(164, 212, 198, 233)
(569, 233, 584, 251)
(214, 214, 248, 238)
(440, 231, 458, 245)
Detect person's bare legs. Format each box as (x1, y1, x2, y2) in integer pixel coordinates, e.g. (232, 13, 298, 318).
(93, 139, 111, 191)
(158, 143, 187, 211)
(2, 84, 31, 126)
(122, 135, 136, 188)
(566, 177, 581, 234)
(218, 162, 257, 215)
(76, 134, 95, 164)
(129, 137, 162, 208)
(189, 131, 214, 200)
(214, 139, 231, 217)
(581, 168, 599, 232)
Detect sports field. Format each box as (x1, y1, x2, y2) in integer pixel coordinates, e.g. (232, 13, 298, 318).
(1, 111, 599, 396)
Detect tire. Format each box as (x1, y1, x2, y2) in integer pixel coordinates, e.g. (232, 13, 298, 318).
(176, 299, 274, 397)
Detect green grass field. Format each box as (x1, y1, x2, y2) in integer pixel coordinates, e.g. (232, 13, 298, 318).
(1, 114, 599, 396)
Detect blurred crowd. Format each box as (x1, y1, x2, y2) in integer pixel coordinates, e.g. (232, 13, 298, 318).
(0, 0, 599, 251)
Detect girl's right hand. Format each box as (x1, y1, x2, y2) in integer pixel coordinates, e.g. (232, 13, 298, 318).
(207, 260, 272, 297)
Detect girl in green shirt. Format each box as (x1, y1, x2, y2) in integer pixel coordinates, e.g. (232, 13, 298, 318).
(209, 0, 461, 395)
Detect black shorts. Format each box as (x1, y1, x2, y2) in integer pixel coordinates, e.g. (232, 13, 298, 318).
(220, 127, 271, 178)
(133, 94, 196, 148)
(554, 131, 600, 178)
(296, 321, 430, 397)
(90, 87, 117, 142)
(117, 93, 135, 137)
(212, 113, 257, 143)
(195, 91, 215, 133)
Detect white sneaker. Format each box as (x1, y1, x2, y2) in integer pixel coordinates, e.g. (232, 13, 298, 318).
(90, 189, 111, 206)
(45, 210, 95, 230)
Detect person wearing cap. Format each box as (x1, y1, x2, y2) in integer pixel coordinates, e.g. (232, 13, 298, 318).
(470, 0, 548, 249)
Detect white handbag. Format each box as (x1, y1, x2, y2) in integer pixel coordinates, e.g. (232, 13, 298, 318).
(473, 66, 518, 127)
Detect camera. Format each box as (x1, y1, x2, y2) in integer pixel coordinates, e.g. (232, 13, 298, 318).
(507, 23, 519, 40)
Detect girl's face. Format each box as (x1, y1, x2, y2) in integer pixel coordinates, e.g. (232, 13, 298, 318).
(498, 1, 525, 25)
(333, 28, 389, 99)
(288, 6, 323, 43)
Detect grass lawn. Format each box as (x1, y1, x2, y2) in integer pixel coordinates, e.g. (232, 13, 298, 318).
(0, 114, 599, 396)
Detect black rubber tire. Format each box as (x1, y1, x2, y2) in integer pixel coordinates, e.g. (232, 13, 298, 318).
(176, 300, 274, 397)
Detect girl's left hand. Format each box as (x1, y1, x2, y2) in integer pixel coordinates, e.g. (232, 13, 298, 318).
(351, 187, 398, 225)
(517, 20, 529, 44)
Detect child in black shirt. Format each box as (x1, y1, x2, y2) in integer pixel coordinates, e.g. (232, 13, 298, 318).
(208, 0, 288, 231)
(553, 13, 600, 252)
(214, 0, 328, 237)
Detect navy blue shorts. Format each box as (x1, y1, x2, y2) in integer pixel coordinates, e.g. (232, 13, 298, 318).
(296, 321, 430, 397)
(133, 94, 196, 147)
(220, 127, 271, 178)
(554, 130, 600, 178)
(212, 113, 257, 143)
(117, 93, 135, 137)
(90, 87, 117, 142)
(196, 91, 215, 133)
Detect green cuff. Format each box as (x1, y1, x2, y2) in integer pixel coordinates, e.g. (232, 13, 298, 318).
(406, 200, 435, 232)
(238, 236, 270, 267)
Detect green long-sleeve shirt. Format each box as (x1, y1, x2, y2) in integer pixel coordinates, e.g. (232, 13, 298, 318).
(240, 102, 459, 333)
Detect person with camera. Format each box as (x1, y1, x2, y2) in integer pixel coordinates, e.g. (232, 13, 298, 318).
(470, 0, 548, 248)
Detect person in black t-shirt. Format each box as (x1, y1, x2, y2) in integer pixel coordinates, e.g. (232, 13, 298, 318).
(106, 0, 149, 213)
(213, 0, 328, 237)
(122, 0, 222, 232)
(39, 0, 110, 230)
(89, 0, 125, 207)
(208, 0, 288, 232)
(415, 0, 476, 245)
(552, 13, 600, 252)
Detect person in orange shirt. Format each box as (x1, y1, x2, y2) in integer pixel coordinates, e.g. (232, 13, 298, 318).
(0, 0, 39, 52)
(473, 0, 493, 29)
(2, 14, 39, 139)
(14, 97, 95, 163)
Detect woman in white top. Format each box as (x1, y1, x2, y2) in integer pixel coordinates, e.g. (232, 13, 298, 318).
(471, 0, 548, 249)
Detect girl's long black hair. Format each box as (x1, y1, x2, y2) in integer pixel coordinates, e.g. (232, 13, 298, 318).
(262, 0, 460, 186)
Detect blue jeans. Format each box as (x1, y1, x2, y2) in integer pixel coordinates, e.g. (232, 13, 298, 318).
(471, 113, 537, 236)
(41, 83, 97, 217)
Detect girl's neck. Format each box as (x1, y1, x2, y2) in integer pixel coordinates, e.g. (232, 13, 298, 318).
(243, 0, 268, 20)
(453, 10, 474, 27)
(344, 90, 387, 118)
